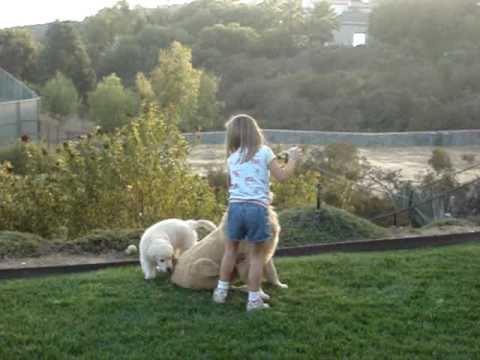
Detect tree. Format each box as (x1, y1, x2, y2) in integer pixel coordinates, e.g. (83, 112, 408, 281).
(304, 1, 337, 46)
(88, 73, 138, 131)
(41, 72, 79, 121)
(43, 21, 96, 96)
(196, 72, 220, 130)
(278, 0, 305, 36)
(0, 29, 39, 82)
(82, 0, 148, 67)
(97, 35, 144, 85)
(370, 0, 480, 60)
(150, 42, 201, 130)
(197, 23, 259, 56)
(135, 72, 155, 103)
(194, 23, 260, 68)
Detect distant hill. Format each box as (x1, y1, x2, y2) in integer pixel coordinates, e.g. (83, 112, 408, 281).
(12, 23, 49, 41)
(13, 21, 80, 42)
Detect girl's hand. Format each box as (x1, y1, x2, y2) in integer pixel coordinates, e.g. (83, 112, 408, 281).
(287, 146, 302, 161)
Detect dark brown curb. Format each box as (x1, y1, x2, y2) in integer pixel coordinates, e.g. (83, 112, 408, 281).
(275, 231, 480, 257)
(1, 232, 480, 281)
(0, 260, 139, 281)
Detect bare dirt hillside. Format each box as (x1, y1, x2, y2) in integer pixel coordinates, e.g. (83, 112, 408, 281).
(188, 145, 480, 183)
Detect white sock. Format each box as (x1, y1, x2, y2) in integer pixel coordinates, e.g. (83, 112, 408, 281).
(217, 280, 229, 290)
(248, 291, 261, 302)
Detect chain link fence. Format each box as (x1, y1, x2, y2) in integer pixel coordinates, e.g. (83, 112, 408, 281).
(0, 67, 40, 146)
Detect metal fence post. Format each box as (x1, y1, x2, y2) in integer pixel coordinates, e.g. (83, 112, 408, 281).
(16, 101, 21, 138)
(316, 182, 322, 210)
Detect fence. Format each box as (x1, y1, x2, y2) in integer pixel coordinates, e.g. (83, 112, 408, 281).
(0, 67, 40, 146)
(185, 129, 480, 147)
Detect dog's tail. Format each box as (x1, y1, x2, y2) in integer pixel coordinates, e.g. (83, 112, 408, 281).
(186, 219, 217, 233)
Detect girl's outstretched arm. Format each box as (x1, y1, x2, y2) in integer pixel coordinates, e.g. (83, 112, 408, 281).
(270, 146, 302, 182)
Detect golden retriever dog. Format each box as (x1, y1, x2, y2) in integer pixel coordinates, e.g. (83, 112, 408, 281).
(171, 207, 287, 296)
(140, 219, 217, 280)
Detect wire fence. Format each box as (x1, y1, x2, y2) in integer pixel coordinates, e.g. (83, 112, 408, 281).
(0, 67, 40, 146)
(312, 161, 480, 227)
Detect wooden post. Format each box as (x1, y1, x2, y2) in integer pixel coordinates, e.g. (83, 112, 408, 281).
(316, 182, 322, 210)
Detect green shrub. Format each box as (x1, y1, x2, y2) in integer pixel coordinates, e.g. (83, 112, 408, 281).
(462, 153, 476, 164)
(0, 106, 222, 238)
(0, 231, 49, 258)
(0, 142, 28, 174)
(271, 171, 318, 210)
(428, 148, 453, 173)
(62, 229, 143, 254)
(204, 166, 228, 204)
(0, 140, 55, 175)
(423, 218, 475, 229)
(278, 206, 389, 247)
(467, 215, 480, 226)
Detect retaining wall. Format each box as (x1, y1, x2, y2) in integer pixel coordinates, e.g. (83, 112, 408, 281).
(184, 129, 480, 147)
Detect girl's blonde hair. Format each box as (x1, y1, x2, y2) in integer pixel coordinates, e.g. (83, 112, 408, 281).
(225, 114, 265, 162)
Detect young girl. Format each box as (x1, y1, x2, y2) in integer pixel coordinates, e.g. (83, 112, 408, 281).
(212, 114, 302, 311)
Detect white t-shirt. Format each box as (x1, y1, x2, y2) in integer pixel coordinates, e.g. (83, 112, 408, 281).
(227, 145, 276, 205)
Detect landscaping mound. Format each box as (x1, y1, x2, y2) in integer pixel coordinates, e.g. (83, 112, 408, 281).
(63, 229, 143, 254)
(279, 206, 389, 247)
(0, 229, 143, 258)
(423, 218, 475, 229)
(0, 231, 49, 258)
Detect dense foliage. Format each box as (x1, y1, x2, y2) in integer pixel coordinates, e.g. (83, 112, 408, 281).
(0, 106, 222, 238)
(1, 0, 479, 132)
(278, 206, 388, 247)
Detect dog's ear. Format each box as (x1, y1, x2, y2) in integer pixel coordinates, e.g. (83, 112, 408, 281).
(172, 256, 178, 267)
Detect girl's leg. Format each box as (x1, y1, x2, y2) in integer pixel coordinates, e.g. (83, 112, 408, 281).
(213, 240, 239, 304)
(246, 242, 269, 311)
(219, 240, 239, 282)
(247, 242, 264, 291)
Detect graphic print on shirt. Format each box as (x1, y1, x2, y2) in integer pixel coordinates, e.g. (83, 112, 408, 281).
(227, 146, 275, 205)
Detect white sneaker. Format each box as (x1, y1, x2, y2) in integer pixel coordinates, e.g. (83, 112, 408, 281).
(213, 288, 228, 304)
(246, 298, 270, 312)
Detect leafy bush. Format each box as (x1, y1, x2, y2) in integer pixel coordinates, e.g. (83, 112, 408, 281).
(278, 206, 389, 247)
(62, 229, 143, 254)
(270, 144, 396, 218)
(428, 148, 453, 174)
(0, 231, 49, 258)
(423, 218, 475, 229)
(0, 142, 28, 174)
(0, 106, 222, 238)
(88, 73, 138, 131)
(271, 171, 318, 210)
(41, 72, 79, 120)
(204, 166, 229, 204)
(462, 153, 476, 164)
(0, 140, 56, 175)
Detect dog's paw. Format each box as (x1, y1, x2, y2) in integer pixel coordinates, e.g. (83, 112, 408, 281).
(259, 289, 271, 301)
(276, 282, 288, 289)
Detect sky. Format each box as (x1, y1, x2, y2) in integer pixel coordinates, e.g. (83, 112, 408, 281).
(0, 0, 189, 29)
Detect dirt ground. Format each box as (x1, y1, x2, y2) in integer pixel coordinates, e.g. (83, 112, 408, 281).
(0, 252, 135, 270)
(188, 144, 480, 183)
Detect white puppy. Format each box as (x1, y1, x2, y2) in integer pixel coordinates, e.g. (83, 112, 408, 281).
(139, 219, 217, 280)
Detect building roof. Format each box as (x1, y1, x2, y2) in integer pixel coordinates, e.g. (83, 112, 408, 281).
(337, 9, 370, 25)
(0, 67, 38, 103)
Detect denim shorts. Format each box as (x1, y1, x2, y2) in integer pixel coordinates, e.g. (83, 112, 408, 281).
(226, 202, 272, 242)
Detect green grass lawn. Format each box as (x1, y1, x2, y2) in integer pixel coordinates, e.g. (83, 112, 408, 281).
(1, 244, 480, 359)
